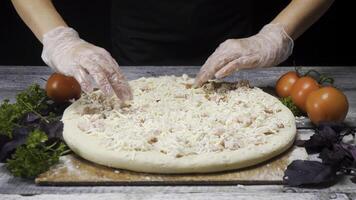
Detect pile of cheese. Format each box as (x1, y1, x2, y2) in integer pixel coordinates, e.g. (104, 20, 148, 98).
(74, 75, 288, 158)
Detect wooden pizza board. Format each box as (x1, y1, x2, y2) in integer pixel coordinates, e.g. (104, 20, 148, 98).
(35, 146, 307, 186)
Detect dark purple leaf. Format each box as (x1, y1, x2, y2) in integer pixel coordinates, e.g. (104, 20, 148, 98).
(295, 140, 306, 147)
(0, 127, 30, 162)
(21, 112, 40, 124)
(351, 176, 356, 184)
(317, 122, 354, 141)
(319, 144, 352, 168)
(317, 122, 347, 134)
(341, 143, 356, 161)
(40, 120, 63, 140)
(301, 122, 354, 154)
(284, 160, 337, 186)
(0, 135, 11, 154)
(284, 123, 356, 187)
(0, 135, 11, 145)
(0, 138, 26, 162)
(12, 126, 31, 138)
(303, 128, 338, 154)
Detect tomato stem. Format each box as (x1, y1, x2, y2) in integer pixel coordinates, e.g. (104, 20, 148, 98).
(303, 69, 334, 86)
(319, 75, 334, 85)
(294, 66, 303, 77)
(304, 69, 321, 77)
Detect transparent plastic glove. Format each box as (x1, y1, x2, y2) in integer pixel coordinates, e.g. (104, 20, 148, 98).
(195, 23, 294, 87)
(41, 26, 132, 101)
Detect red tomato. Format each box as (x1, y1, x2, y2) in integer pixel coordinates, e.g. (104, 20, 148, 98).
(290, 76, 319, 112)
(306, 87, 349, 125)
(46, 73, 81, 103)
(275, 71, 300, 97)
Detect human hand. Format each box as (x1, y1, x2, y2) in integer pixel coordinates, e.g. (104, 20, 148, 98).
(194, 24, 294, 87)
(41, 26, 132, 101)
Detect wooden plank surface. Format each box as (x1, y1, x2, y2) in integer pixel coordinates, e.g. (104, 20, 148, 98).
(35, 147, 307, 186)
(1, 66, 356, 90)
(0, 192, 350, 200)
(1, 66, 356, 197)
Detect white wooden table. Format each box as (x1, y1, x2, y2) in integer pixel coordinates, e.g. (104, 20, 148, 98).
(0, 66, 355, 200)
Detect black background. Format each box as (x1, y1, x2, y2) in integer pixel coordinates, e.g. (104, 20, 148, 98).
(0, 0, 354, 66)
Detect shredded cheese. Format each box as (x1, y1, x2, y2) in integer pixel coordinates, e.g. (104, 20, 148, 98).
(74, 75, 290, 158)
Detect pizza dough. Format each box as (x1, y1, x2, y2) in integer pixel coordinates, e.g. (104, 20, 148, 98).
(62, 75, 296, 174)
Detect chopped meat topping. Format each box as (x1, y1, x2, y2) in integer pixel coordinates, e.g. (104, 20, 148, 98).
(148, 137, 158, 144)
(73, 75, 290, 157)
(175, 154, 183, 158)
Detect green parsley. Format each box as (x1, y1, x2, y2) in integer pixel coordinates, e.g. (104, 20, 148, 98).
(0, 84, 47, 138)
(6, 129, 69, 179)
(280, 96, 303, 117)
(0, 99, 21, 138)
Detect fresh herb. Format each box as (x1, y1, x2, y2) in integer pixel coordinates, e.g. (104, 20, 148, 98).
(0, 116, 66, 165)
(284, 160, 337, 186)
(15, 84, 48, 114)
(284, 122, 356, 187)
(0, 83, 72, 179)
(6, 129, 69, 179)
(280, 96, 303, 117)
(0, 99, 21, 138)
(0, 84, 47, 138)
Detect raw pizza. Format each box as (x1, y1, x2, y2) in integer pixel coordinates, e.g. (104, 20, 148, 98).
(62, 75, 296, 173)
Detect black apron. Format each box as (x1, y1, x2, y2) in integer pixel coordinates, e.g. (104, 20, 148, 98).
(111, 0, 253, 66)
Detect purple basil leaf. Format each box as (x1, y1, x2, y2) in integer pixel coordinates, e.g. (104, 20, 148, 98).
(40, 120, 64, 140)
(17, 113, 43, 132)
(303, 129, 338, 154)
(20, 112, 40, 124)
(12, 126, 32, 138)
(301, 122, 351, 154)
(0, 135, 10, 148)
(0, 127, 30, 162)
(317, 122, 354, 141)
(341, 143, 356, 161)
(317, 122, 347, 134)
(286, 123, 356, 187)
(351, 176, 356, 184)
(283, 160, 337, 186)
(0, 135, 11, 161)
(340, 143, 356, 169)
(319, 144, 352, 168)
(295, 140, 306, 147)
(0, 137, 27, 162)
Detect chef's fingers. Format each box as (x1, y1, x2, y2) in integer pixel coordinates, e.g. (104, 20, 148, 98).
(79, 57, 114, 96)
(194, 51, 234, 87)
(90, 51, 133, 101)
(215, 55, 260, 79)
(194, 39, 246, 87)
(107, 57, 133, 101)
(72, 66, 94, 93)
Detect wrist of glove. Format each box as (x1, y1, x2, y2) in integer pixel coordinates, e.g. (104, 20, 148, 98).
(41, 26, 132, 101)
(195, 23, 294, 87)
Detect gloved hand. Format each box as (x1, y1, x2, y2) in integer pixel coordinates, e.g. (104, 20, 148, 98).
(41, 26, 132, 101)
(194, 23, 294, 87)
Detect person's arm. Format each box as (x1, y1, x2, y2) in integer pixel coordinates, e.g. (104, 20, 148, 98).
(194, 0, 334, 87)
(11, 0, 67, 42)
(11, 0, 132, 102)
(271, 0, 334, 40)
